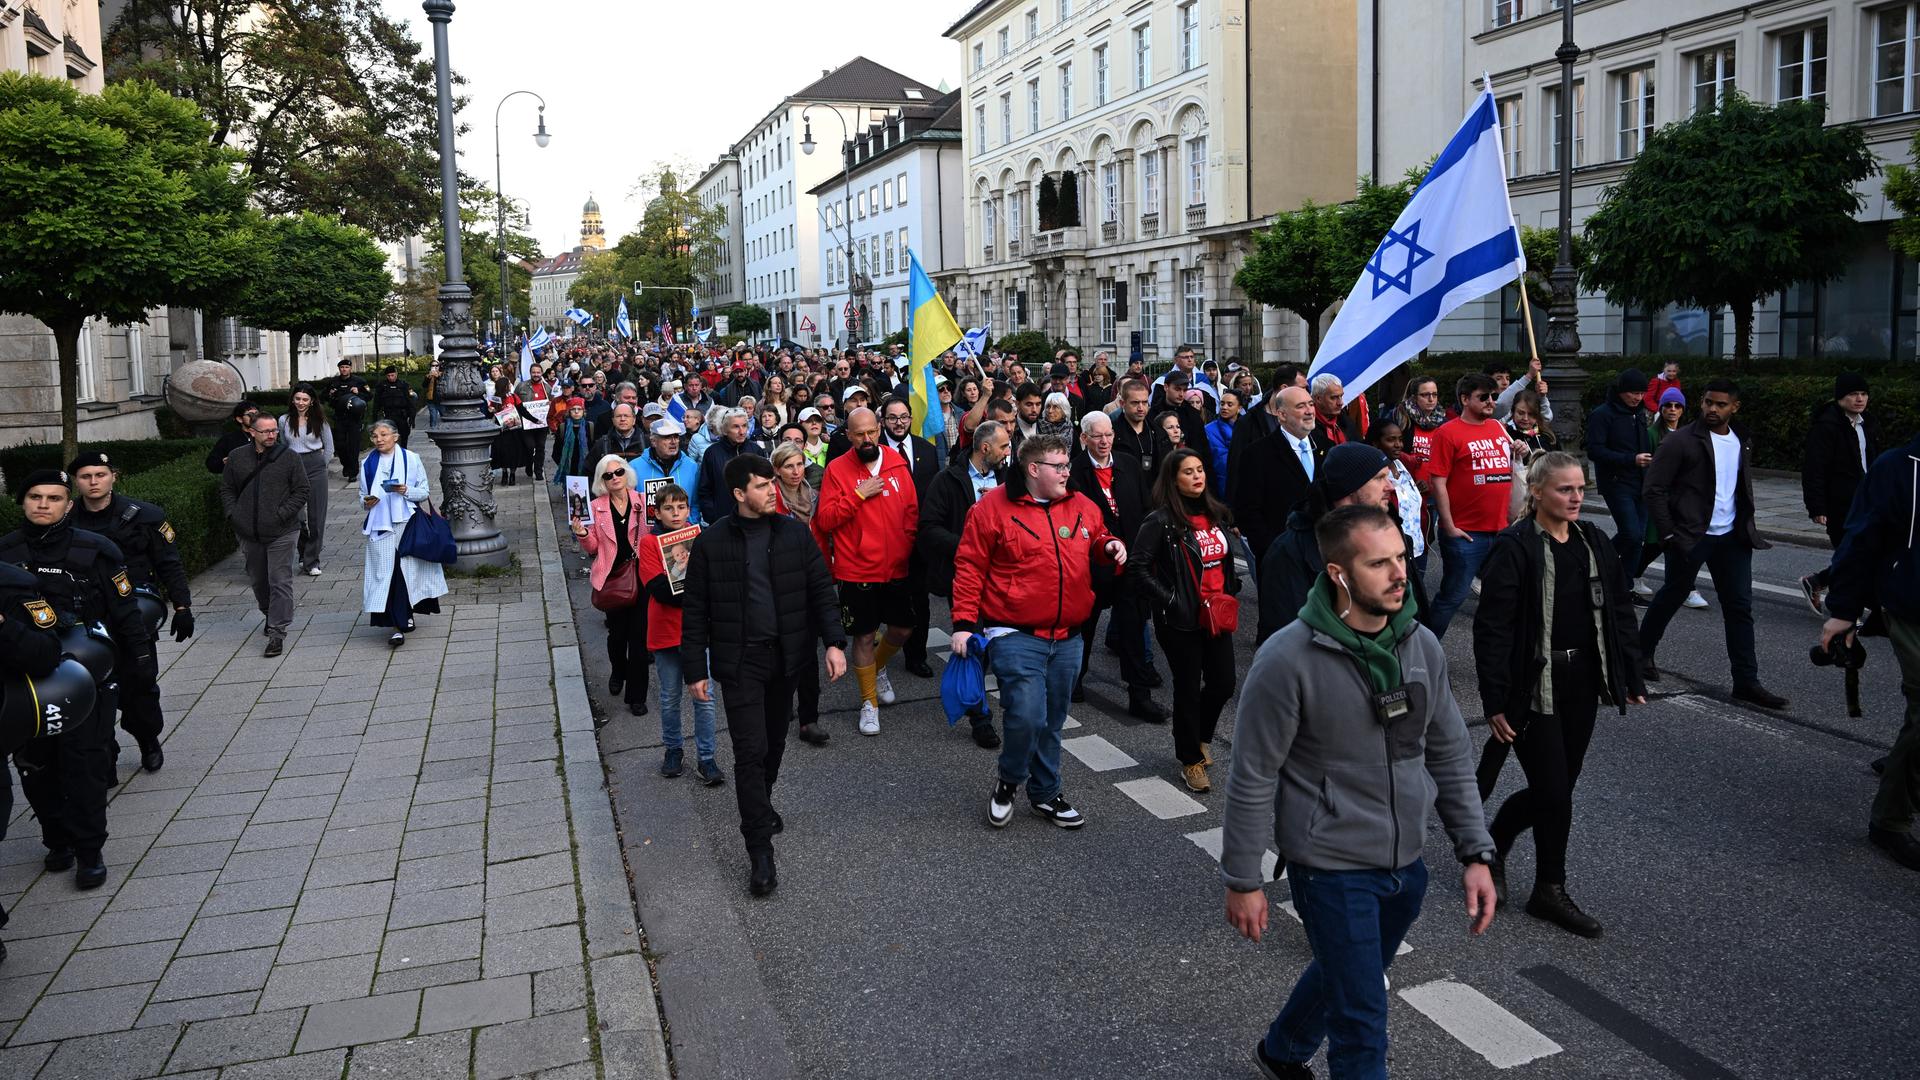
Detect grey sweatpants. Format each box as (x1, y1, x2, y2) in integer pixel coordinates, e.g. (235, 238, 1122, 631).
(241, 531, 299, 640)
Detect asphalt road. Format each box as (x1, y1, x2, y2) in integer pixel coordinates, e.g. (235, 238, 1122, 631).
(564, 494, 1916, 1080)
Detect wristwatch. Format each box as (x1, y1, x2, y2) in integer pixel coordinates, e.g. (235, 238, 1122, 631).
(1460, 850, 1496, 866)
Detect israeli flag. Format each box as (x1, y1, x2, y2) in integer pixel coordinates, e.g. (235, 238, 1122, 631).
(526, 326, 553, 352)
(615, 296, 633, 339)
(1310, 87, 1523, 400)
(564, 307, 594, 327)
(694, 326, 713, 344)
(955, 323, 990, 361)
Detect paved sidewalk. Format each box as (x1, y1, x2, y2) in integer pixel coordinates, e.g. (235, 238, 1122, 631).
(1587, 469, 1826, 548)
(0, 439, 668, 1079)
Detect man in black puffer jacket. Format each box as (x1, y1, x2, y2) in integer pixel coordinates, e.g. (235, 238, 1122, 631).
(681, 454, 848, 899)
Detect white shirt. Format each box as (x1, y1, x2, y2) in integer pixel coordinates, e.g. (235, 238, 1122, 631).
(1387, 462, 1426, 558)
(1707, 430, 1740, 536)
(1850, 412, 1868, 471)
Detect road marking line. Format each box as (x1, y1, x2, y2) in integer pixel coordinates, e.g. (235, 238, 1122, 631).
(1114, 777, 1206, 819)
(1398, 980, 1562, 1069)
(1665, 693, 1790, 739)
(1641, 560, 1803, 600)
(1182, 828, 1285, 895)
(926, 627, 951, 649)
(1062, 716, 1081, 730)
(1061, 734, 1137, 772)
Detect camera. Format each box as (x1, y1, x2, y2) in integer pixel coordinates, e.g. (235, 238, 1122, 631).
(1810, 633, 1868, 717)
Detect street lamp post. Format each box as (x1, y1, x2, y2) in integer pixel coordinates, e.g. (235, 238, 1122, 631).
(801, 105, 858, 347)
(494, 90, 551, 347)
(635, 282, 697, 340)
(422, 0, 510, 568)
(1543, 0, 1587, 444)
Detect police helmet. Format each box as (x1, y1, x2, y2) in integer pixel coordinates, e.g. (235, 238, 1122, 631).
(58, 622, 115, 684)
(132, 590, 167, 635)
(0, 659, 98, 749)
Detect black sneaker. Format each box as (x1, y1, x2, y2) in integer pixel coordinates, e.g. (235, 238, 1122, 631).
(796, 724, 829, 747)
(43, 849, 73, 873)
(659, 748, 684, 778)
(696, 759, 726, 787)
(263, 637, 284, 658)
(1869, 826, 1920, 871)
(1030, 794, 1085, 829)
(1253, 1040, 1314, 1079)
(1525, 883, 1603, 938)
(970, 714, 1001, 749)
(987, 780, 1017, 828)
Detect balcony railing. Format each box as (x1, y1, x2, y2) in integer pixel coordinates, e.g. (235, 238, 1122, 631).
(1140, 213, 1159, 238)
(1101, 221, 1118, 243)
(1185, 205, 1207, 229)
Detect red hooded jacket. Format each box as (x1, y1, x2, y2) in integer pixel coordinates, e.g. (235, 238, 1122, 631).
(813, 445, 918, 583)
(950, 476, 1117, 640)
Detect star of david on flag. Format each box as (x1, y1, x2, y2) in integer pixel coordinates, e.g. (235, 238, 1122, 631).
(564, 307, 593, 327)
(615, 296, 633, 339)
(1309, 85, 1524, 401)
(526, 326, 552, 352)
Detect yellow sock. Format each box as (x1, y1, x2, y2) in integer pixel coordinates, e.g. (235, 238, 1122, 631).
(856, 663, 878, 707)
(874, 639, 900, 669)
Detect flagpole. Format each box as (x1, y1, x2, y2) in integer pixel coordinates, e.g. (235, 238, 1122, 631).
(1516, 280, 1542, 365)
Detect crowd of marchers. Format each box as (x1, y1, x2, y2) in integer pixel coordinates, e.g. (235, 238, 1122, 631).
(0, 333, 1912, 1080)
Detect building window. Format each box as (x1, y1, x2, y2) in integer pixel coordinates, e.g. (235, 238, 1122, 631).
(1185, 136, 1207, 206)
(1140, 151, 1159, 214)
(898, 172, 909, 204)
(857, 190, 867, 218)
(1008, 190, 1023, 240)
(899, 227, 909, 264)
(1497, 94, 1523, 176)
(983, 289, 997, 332)
(1102, 162, 1120, 223)
(973, 42, 985, 72)
(1181, 267, 1204, 345)
(1058, 0, 1071, 22)
(983, 198, 997, 250)
(1621, 301, 1722, 358)
(884, 231, 895, 274)
(1615, 66, 1654, 159)
(1007, 287, 1022, 332)
(1178, 3, 1199, 72)
(1000, 93, 1012, 144)
(1133, 23, 1151, 90)
(1026, 8, 1039, 39)
(1029, 78, 1041, 132)
(1492, 0, 1523, 28)
(882, 180, 894, 209)
(1095, 45, 1110, 105)
(1137, 273, 1157, 339)
(1875, 4, 1919, 117)
(1776, 24, 1827, 103)
(1691, 44, 1736, 113)
(881, 299, 891, 336)
(1543, 80, 1585, 169)
(998, 26, 1009, 56)
(1099, 278, 1117, 344)
(975, 105, 987, 151)
(1059, 62, 1074, 120)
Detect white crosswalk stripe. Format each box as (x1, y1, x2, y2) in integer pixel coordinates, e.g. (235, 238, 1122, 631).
(1061, 734, 1138, 771)
(1114, 777, 1206, 819)
(1398, 980, 1563, 1069)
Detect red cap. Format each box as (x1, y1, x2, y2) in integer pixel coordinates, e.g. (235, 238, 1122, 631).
(566, 397, 586, 409)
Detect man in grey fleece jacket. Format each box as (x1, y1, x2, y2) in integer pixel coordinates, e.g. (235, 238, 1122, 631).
(220, 414, 309, 656)
(1221, 505, 1496, 1080)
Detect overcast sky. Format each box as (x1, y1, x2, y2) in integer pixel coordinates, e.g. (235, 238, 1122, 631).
(381, 0, 961, 257)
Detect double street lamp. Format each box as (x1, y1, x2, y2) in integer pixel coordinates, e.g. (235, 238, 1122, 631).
(800, 104, 858, 345)
(494, 90, 551, 345)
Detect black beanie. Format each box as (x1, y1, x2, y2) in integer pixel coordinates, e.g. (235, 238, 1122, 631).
(15, 469, 70, 503)
(1834, 372, 1869, 399)
(1317, 444, 1390, 505)
(1615, 368, 1647, 395)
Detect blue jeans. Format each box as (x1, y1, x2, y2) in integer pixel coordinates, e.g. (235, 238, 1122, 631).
(1264, 859, 1429, 1080)
(1430, 530, 1496, 635)
(654, 645, 717, 761)
(1600, 477, 1646, 580)
(1639, 533, 1757, 687)
(427, 402, 444, 428)
(988, 632, 1079, 803)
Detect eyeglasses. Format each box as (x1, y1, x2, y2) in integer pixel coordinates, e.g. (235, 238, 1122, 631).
(1033, 460, 1072, 473)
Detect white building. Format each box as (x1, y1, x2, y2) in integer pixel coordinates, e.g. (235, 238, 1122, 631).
(693, 155, 745, 318)
(530, 250, 587, 330)
(1365, 0, 1920, 361)
(941, 0, 1357, 365)
(731, 58, 944, 345)
(808, 91, 967, 346)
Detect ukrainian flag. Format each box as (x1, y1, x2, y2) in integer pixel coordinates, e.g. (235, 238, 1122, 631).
(905, 250, 959, 439)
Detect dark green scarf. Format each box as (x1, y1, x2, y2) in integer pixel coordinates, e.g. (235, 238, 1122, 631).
(1296, 572, 1418, 692)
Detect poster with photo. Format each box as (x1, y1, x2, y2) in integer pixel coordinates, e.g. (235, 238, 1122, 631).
(658, 525, 700, 595)
(565, 476, 593, 526)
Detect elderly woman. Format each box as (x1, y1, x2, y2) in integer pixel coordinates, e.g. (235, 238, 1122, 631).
(360, 420, 448, 647)
(1038, 391, 1077, 443)
(571, 453, 651, 718)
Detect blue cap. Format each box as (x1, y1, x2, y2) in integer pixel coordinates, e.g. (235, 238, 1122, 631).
(940, 641, 989, 726)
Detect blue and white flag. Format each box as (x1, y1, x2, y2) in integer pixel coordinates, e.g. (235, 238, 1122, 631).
(564, 307, 593, 327)
(518, 340, 534, 383)
(526, 326, 553, 352)
(615, 296, 633, 340)
(954, 323, 990, 361)
(1309, 87, 1523, 400)
(694, 326, 713, 344)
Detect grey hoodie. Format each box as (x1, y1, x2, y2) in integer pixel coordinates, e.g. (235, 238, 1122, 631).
(1219, 617, 1493, 890)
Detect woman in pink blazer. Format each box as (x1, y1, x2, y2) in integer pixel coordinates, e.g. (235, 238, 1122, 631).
(571, 453, 652, 720)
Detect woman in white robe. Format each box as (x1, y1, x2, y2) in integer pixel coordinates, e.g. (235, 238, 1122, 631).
(360, 420, 449, 646)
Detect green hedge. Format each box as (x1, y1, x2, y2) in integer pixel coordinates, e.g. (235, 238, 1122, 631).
(0, 439, 215, 497)
(0, 451, 234, 576)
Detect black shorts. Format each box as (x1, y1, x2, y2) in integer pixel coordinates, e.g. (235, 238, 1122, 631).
(838, 579, 915, 636)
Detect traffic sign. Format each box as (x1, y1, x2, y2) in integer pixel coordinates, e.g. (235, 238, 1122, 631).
(799, 316, 817, 334)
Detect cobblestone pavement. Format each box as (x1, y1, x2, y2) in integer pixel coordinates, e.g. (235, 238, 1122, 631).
(0, 438, 668, 1080)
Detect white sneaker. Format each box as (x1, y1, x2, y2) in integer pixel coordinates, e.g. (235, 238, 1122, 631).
(858, 701, 880, 735)
(1633, 581, 1655, 598)
(1683, 590, 1709, 610)
(873, 669, 896, 706)
(305, 566, 323, 577)
(987, 780, 1017, 828)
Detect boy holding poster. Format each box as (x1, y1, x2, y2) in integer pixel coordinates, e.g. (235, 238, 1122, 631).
(638, 485, 722, 785)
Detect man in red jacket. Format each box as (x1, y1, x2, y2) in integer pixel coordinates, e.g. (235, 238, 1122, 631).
(813, 407, 919, 736)
(951, 434, 1126, 831)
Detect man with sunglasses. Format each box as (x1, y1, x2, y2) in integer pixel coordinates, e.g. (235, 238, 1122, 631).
(1425, 373, 1520, 634)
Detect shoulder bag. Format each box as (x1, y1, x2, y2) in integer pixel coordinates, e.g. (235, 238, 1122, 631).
(1183, 527, 1239, 637)
(589, 516, 640, 611)
(398, 498, 459, 565)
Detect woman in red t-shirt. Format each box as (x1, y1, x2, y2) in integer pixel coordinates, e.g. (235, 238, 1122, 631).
(636, 485, 723, 786)
(1128, 448, 1242, 794)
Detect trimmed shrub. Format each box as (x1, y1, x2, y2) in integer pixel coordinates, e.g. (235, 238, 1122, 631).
(0, 449, 233, 575)
(0, 439, 216, 498)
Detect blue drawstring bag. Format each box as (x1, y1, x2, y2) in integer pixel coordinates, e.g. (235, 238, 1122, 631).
(940, 638, 989, 726)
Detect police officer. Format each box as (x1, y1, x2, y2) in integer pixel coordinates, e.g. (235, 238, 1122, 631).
(373, 365, 419, 448)
(325, 359, 372, 479)
(0, 469, 156, 889)
(0, 559, 71, 961)
(68, 449, 194, 774)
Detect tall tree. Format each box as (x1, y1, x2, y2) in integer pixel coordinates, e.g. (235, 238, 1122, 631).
(566, 251, 626, 329)
(1884, 127, 1920, 261)
(0, 73, 252, 458)
(103, 0, 448, 241)
(1582, 92, 1875, 362)
(231, 212, 390, 386)
(421, 183, 541, 336)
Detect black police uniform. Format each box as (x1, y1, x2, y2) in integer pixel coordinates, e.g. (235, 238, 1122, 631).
(326, 372, 373, 477)
(0, 518, 155, 870)
(70, 494, 190, 765)
(373, 376, 418, 448)
(0, 562, 65, 944)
